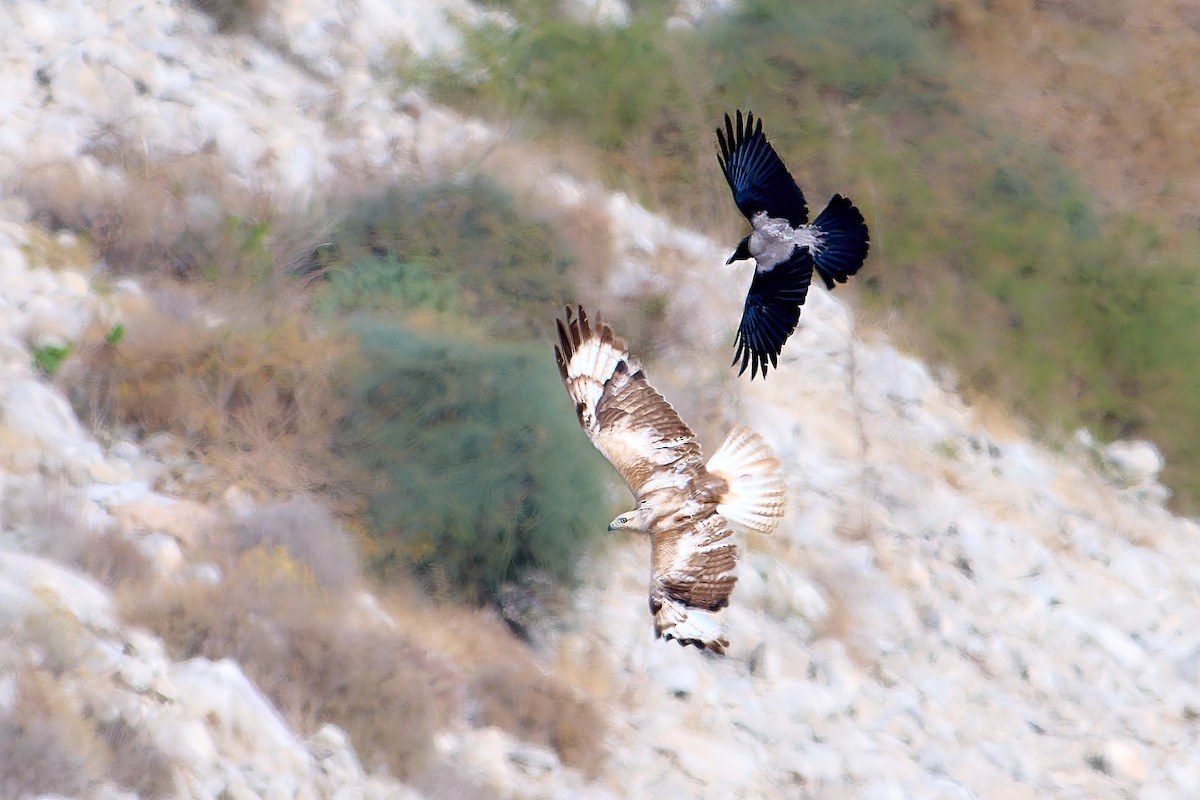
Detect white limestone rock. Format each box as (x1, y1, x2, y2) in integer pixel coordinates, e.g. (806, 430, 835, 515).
(0, 378, 105, 480)
(1102, 438, 1165, 485)
(562, 0, 632, 27)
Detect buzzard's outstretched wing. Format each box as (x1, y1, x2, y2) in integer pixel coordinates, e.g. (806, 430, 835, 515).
(717, 110, 808, 227)
(555, 305, 704, 497)
(733, 246, 815, 379)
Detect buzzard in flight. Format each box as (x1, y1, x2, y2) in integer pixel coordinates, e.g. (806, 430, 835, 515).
(554, 305, 786, 653)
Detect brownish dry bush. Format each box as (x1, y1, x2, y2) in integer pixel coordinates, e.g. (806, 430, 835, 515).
(14, 134, 328, 285)
(119, 543, 459, 778)
(471, 662, 607, 777)
(0, 663, 175, 799)
(63, 284, 364, 511)
(378, 583, 610, 777)
(0, 667, 95, 798)
(17, 484, 153, 588)
(232, 497, 360, 592)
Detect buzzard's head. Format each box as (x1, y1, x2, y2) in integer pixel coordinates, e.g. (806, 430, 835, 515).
(608, 507, 648, 532)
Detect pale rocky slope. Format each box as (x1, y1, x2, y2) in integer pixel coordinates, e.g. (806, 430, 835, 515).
(1, 0, 1198, 798)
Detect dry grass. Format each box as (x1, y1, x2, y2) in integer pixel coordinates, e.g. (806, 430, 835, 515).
(0, 667, 95, 798)
(32, 140, 357, 516)
(472, 662, 607, 777)
(0, 663, 174, 799)
(118, 537, 458, 778)
(15, 134, 329, 286)
(61, 282, 363, 510)
(377, 583, 610, 777)
(946, 0, 1200, 224)
(119, 539, 611, 779)
(73, 531, 154, 588)
(231, 498, 359, 592)
(96, 716, 176, 798)
(17, 484, 153, 588)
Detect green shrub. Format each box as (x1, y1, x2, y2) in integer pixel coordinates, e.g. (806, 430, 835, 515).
(337, 317, 612, 602)
(418, 10, 693, 149)
(711, 0, 946, 101)
(32, 343, 71, 376)
(326, 178, 575, 333)
(315, 253, 459, 319)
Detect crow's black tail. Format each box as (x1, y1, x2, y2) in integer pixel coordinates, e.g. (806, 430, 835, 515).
(811, 194, 869, 291)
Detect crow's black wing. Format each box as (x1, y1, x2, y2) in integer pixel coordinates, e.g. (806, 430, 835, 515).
(732, 246, 814, 380)
(717, 110, 808, 227)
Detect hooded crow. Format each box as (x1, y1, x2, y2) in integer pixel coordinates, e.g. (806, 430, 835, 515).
(717, 110, 870, 379)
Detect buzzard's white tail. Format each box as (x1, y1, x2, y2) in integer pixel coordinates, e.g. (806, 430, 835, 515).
(706, 425, 786, 533)
(653, 598, 729, 655)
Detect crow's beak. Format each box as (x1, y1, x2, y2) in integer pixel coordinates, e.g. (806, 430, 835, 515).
(727, 235, 752, 264)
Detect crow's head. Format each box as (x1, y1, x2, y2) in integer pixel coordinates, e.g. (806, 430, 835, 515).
(727, 235, 752, 265)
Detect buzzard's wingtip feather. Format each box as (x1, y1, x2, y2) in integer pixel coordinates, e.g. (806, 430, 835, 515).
(555, 318, 571, 357)
(554, 345, 567, 381)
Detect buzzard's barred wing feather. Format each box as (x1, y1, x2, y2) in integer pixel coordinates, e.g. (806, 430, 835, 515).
(651, 597, 730, 655)
(650, 514, 738, 654)
(555, 306, 702, 497)
(653, 513, 737, 611)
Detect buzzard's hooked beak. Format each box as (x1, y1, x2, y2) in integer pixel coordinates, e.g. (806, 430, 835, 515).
(608, 511, 636, 531)
(727, 236, 752, 265)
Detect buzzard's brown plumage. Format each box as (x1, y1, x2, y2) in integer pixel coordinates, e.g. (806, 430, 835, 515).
(554, 305, 787, 654)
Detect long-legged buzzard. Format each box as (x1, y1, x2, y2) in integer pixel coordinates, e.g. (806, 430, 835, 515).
(554, 305, 786, 654)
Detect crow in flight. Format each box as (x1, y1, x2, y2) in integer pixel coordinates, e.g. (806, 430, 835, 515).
(717, 110, 870, 379)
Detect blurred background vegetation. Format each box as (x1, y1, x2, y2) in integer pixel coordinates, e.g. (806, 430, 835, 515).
(318, 178, 610, 601)
(407, 0, 1200, 512)
(17, 0, 1198, 783)
(49, 0, 1200, 614)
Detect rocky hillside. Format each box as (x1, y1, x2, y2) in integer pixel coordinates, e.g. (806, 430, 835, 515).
(2, 1, 1199, 798)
